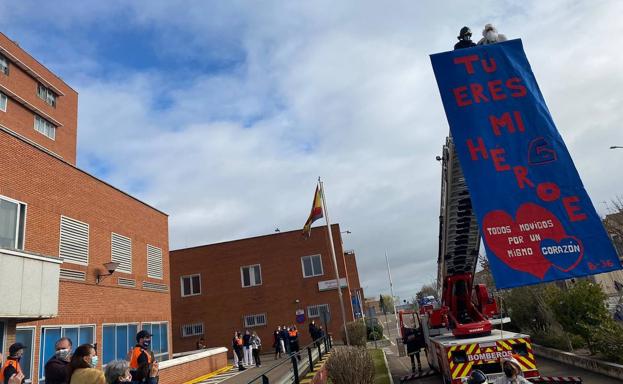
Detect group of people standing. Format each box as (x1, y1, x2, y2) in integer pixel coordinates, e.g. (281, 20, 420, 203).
(454, 23, 508, 50)
(1, 331, 159, 384)
(231, 330, 262, 371)
(272, 322, 325, 361)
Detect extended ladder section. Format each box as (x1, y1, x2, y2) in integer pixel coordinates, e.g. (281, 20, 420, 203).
(438, 136, 481, 282)
(436, 136, 492, 337)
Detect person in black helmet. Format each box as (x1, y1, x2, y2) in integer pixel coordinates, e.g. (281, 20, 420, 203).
(454, 26, 476, 50)
(467, 369, 488, 384)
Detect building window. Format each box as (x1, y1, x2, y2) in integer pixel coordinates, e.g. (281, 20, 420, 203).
(0, 195, 26, 250)
(240, 264, 262, 287)
(102, 323, 138, 365)
(307, 304, 330, 319)
(243, 313, 267, 328)
(37, 84, 56, 107)
(0, 54, 8, 75)
(16, 327, 34, 382)
(181, 274, 201, 297)
(0, 92, 7, 112)
(59, 216, 89, 265)
(147, 244, 163, 279)
(34, 115, 56, 140)
(301, 255, 323, 278)
(40, 325, 95, 380)
(181, 323, 204, 337)
(111, 233, 132, 274)
(141, 322, 169, 361)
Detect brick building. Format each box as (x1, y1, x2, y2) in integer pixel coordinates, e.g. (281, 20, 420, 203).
(170, 224, 363, 354)
(0, 32, 172, 383)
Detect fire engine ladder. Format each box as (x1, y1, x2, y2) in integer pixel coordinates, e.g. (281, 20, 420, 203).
(437, 136, 481, 290)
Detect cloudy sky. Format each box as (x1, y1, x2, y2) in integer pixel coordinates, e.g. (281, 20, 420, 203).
(2, 0, 622, 299)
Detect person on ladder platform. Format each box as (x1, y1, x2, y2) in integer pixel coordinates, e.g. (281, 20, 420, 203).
(454, 26, 476, 50)
(402, 324, 424, 373)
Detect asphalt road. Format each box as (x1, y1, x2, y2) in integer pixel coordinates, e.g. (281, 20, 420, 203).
(377, 313, 621, 384)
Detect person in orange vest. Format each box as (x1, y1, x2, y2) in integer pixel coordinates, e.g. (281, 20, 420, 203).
(1, 343, 26, 384)
(288, 326, 301, 361)
(129, 331, 159, 384)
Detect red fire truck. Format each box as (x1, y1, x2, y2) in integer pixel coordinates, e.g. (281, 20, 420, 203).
(398, 138, 581, 384)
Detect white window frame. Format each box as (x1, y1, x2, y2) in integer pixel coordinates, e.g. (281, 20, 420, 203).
(0, 54, 8, 75)
(301, 254, 324, 278)
(0, 194, 27, 250)
(101, 322, 139, 366)
(34, 114, 56, 140)
(240, 264, 262, 288)
(307, 304, 330, 319)
(39, 324, 97, 380)
(111, 232, 132, 274)
(146, 244, 163, 279)
(0, 92, 7, 112)
(141, 321, 169, 360)
(181, 323, 204, 338)
(15, 326, 35, 381)
(37, 83, 56, 107)
(243, 313, 267, 328)
(180, 274, 201, 297)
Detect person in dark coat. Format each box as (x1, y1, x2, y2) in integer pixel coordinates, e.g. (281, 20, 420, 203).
(232, 332, 245, 371)
(44, 337, 73, 384)
(308, 321, 318, 342)
(279, 326, 290, 354)
(273, 327, 283, 359)
(402, 326, 425, 373)
(288, 326, 301, 361)
(454, 26, 476, 50)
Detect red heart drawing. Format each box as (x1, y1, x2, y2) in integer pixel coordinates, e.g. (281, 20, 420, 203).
(482, 203, 571, 279)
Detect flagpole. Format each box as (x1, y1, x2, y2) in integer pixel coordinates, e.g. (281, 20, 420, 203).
(385, 250, 401, 340)
(319, 178, 351, 346)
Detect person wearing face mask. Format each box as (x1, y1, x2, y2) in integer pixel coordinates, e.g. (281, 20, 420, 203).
(493, 356, 530, 384)
(45, 337, 73, 384)
(477, 24, 508, 45)
(67, 344, 105, 384)
(1, 343, 26, 384)
(104, 360, 132, 384)
(129, 331, 159, 384)
(454, 26, 477, 50)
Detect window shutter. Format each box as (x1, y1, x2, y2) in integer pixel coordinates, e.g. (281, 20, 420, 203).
(111, 233, 132, 273)
(59, 216, 89, 265)
(147, 244, 163, 279)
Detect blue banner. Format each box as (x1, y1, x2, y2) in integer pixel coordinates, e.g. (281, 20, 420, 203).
(430, 39, 621, 289)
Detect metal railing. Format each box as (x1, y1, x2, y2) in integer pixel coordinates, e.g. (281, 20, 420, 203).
(247, 335, 333, 384)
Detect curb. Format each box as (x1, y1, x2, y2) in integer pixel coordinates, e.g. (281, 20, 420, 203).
(183, 365, 233, 384)
(533, 344, 623, 380)
(382, 349, 394, 384)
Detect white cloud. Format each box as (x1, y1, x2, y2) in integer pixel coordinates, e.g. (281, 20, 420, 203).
(3, 0, 622, 300)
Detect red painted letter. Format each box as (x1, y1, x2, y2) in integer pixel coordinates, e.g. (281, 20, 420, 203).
(453, 86, 472, 107)
(454, 55, 479, 74)
(507, 77, 527, 98)
(470, 83, 489, 103)
(513, 166, 534, 189)
(466, 138, 489, 160)
(488, 80, 506, 101)
(537, 182, 560, 202)
(563, 196, 587, 221)
(481, 57, 497, 73)
(490, 148, 510, 171)
(489, 112, 514, 136)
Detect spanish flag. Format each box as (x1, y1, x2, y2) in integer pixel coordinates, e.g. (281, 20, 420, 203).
(303, 185, 323, 237)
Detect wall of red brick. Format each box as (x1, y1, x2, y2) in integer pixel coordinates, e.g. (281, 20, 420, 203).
(0, 129, 171, 383)
(170, 225, 359, 356)
(159, 350, 228, 384)
(0, 33, 78, 164)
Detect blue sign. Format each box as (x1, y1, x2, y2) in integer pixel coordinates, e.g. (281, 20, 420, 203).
(430, 39, 621, 289)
